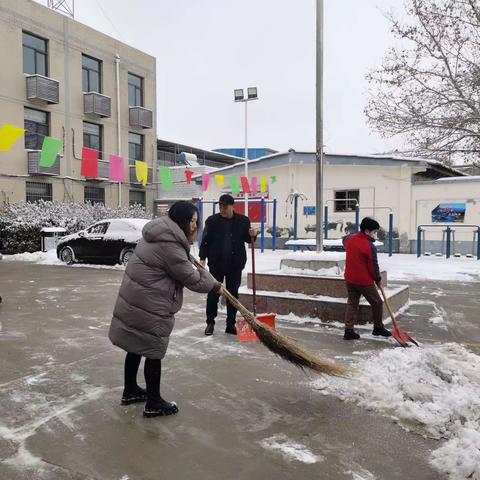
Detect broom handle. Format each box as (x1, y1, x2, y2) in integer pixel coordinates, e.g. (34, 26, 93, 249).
(378, 283, 399, 330)
(192, 256, 256, 326)
(251, 234, 257, 317)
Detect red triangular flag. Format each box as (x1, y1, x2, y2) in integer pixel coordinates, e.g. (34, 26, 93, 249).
(240, 176, 251, 194)
(185, 169, 194, 185)
(81, 147, 98, 178)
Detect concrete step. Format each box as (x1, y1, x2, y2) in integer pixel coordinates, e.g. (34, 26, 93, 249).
(238, 284, 409, 324)
(246, 271, 388, 298)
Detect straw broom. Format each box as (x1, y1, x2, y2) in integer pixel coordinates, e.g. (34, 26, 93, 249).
(192, 257, 351, 377)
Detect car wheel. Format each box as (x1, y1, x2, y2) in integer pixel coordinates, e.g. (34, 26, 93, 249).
(120, 248, 134, 266)
(59, 246, 75, 265)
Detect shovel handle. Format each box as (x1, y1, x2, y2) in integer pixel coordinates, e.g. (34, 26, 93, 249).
(378, 283, 399, 330)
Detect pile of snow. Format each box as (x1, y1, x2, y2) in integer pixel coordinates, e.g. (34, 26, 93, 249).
(259, 434, 323, 464)
(4, 250, 63, 266)
(313, 343, 480, 480)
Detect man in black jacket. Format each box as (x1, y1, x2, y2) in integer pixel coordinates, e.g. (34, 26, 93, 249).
(200, 194, 256, 336)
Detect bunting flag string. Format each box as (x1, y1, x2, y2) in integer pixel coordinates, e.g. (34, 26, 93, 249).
(185, 169, 194, 185)
(109, 154, 125, 182)
(135, 161, 148, 187)
(40, 136, 63, 168)
(240, 176, 250, 194)
(159, 166, 173, 189)
(1, 120, 282, 192)
(81, 147, 99, 178)
(0, 124, 25, 152)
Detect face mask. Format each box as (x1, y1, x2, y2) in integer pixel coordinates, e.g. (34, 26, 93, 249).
(367, 231, 378, 240)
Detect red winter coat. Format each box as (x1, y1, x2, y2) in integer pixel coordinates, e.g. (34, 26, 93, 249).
(343, 232, 381, 286)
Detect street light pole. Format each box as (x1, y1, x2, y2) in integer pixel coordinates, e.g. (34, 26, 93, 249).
(244, 100, 248, 215)
(316, 0, 324, 253)
(234, 87, 258, 218)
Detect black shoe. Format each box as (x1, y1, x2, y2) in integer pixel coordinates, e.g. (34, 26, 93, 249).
(372, 326, 392, 337)
(143, 398, 179, 417)
(204, 323, 214, 336)
(343, 329, 360, 340)
(225, 324, 237, 335)
(121, 386, 147, 405)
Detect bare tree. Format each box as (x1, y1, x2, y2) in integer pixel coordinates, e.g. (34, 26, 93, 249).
(365, 0, 480, 166)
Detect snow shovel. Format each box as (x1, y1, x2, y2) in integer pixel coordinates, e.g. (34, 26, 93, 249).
(237, 235, 276, 342)
(378, 284, 418, 347)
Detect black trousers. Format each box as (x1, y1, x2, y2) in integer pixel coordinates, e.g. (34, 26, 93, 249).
(206, 267, 242, 326)
(124, 352, 161, 403)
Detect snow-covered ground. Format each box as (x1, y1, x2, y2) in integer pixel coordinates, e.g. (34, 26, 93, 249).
(3, 248, 479, 282)
(313, 343, 480, 480)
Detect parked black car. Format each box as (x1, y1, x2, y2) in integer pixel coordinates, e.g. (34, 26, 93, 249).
(57, 218, 150, 266)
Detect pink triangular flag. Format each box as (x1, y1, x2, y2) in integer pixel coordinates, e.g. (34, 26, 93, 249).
(202, 173, 210, 192)
(109, 154, 125, 182)
(251, 176, 258, 195)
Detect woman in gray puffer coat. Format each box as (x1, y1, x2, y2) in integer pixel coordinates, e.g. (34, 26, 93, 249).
(109, 201, 221, 417)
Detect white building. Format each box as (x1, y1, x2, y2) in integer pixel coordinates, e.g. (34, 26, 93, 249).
(197, 152, 480, 254)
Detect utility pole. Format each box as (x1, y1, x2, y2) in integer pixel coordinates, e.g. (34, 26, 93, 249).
(315, 0, 324, 253)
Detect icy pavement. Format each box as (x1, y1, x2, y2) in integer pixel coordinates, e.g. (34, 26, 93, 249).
(0, 256, 479, 479)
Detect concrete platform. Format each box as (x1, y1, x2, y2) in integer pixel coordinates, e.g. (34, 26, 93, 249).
(247, 271, 388, 298)
(239, 285, 410, 324)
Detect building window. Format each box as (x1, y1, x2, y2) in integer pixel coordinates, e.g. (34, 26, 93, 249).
(128, 73, 144, 106)
(26, 181, 52, 202)
(83, 122, 103, 157)
(129, 190, 146, 207)
(84, 186, 105, 204)
(24, 108, 49, 150)
(334, 190, 359, 212)
(82, 54, 102, 93)
(23, 31, 48, 76)
(128, 132, 144, 166)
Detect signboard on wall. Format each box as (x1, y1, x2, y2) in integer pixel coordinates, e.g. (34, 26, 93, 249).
(303, 206, 316, 216)
(431, 203, 466, 223)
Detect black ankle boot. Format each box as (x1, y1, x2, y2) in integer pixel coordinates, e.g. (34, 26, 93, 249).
(204, 323, 214, 336)
(225, 323, 237, 335)
(343, 329, 360, 340)
(372, 325, 392, 337)
(143, 398, 179, 417)
(121, 386, 147, 405)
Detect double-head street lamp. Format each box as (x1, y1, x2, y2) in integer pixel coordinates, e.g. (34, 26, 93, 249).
(234, 87, 258, 215)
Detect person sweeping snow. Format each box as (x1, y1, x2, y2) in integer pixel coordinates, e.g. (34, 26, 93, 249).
(109, 201, 222, 417)
(342, 217, 392, 340)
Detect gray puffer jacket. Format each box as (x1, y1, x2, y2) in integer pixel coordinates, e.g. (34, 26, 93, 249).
(109, 216, 218, 359)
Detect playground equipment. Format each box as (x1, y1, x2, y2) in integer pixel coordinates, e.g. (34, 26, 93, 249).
(198, 197, 278, 253)
(417, 224, 480, 260)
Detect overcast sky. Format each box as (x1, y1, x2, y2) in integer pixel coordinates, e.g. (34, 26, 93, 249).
(37, 0, 405, 155)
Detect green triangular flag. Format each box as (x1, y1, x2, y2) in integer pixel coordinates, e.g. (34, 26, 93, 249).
(271, 175, 277, 184)
(159, 166, 173, 189)
(229, 176, 241, 195)
(40, 136, 63, 167)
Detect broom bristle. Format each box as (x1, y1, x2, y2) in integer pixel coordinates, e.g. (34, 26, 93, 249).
(222, 289, 351, 377)
(192, 256, 351, 377)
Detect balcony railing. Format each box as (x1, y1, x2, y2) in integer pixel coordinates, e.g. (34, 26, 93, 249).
(26, 74, 59, 104)
(27, 150, 60, 176)
(129, 107, 153, 129)
(85, 159, 110, 181)
(84, 92, 111, 118)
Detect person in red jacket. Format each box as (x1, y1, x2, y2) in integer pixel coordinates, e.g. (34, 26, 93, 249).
(342, 217, 392, 340)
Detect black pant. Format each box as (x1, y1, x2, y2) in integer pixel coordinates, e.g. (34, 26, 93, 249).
(124, 352, 161, 403)
(206, 267, 242, 326)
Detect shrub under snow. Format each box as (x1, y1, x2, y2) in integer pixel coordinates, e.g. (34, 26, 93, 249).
(0, 201, 150, 254)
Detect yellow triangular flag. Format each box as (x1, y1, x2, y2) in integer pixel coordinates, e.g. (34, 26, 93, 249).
(260, 175, 267, 193)
(0, 124, 25, 152)
(135, 160, 148, 187)
(215, 175, 224, 187)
